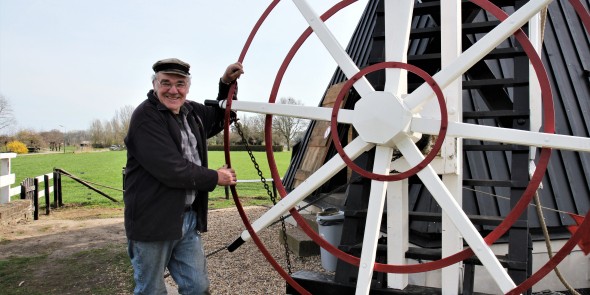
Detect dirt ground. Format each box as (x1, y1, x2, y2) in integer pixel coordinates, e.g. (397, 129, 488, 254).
(0, 206, 325, 294)
(0, 207, 127, 261)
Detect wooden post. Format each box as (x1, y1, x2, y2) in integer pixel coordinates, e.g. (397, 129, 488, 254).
(20, 182, 25, 199)
(44, 174, 50, 215)
(58, 171, 63, 207)
(53, 169, 59, 208)
(33, 177, 39, 220)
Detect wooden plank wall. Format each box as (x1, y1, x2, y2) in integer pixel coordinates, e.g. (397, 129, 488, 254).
(293, 82, 349, 188)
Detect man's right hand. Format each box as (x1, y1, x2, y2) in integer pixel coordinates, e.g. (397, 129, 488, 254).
(217, 165, 237, 186)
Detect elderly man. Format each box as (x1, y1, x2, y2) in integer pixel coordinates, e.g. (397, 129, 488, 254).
(124, 58, 243, 294)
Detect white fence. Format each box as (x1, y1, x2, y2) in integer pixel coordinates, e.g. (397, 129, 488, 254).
(0, 152, 55, 219)
(0, 153, 18, 203)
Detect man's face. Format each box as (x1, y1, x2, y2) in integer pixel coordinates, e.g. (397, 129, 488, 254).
(153, 73, 191, 114)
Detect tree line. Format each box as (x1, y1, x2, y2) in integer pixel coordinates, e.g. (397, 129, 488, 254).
(1, 94, 309, 153)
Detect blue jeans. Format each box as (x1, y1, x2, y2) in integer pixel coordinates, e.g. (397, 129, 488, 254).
(128, 210, 210, 295)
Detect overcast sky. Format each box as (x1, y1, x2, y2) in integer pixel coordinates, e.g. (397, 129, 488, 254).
(0, 0, 368, 133)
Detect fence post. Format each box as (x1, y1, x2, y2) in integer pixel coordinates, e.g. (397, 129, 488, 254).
(20, 182, 25, 199)
(122, 167, 126, 191)
(33, 177, 39, 220)
(0, 153, 17, 204)
(44, 174, 50, 215)
(53, 169, 60, 208)
(58, 171, 63, 207)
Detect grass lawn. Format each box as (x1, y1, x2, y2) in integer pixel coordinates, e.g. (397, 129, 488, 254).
(10, 150, 292, 209)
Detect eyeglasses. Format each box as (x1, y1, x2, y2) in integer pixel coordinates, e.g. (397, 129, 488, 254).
(157, 80, 188, 90)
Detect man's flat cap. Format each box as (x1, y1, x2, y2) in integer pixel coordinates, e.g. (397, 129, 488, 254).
(152, 58, 190, 77)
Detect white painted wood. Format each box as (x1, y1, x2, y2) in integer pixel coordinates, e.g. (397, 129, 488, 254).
(37, 187, 54, 198)
(439, 0, 463, 293)
(352, 92, 412, 146)
(442, 174, 463, 294)
(0, 174, 15, 188)
(383, 0, 413, 289)
(387, 179, 409, 289)
(9, 186, 20, 198)
(0, 153, 17, 204)
(383, 0, 413, 95)
(238, 137, 373, 243)
(529, 11, 543, 162)
(411, 118, 590, 152)
(224, 100, 355, 124)
(35, 173, 53, 182)
(0, 153, 17, 159)
(355, 146, 394, 295)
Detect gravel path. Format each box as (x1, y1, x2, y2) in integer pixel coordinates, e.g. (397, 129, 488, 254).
(166, 206, 326, 294)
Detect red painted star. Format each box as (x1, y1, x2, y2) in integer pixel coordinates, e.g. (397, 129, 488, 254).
(567, 213, 590, 255)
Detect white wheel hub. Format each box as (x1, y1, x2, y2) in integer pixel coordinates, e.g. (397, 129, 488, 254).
(352, 91, 413, 146)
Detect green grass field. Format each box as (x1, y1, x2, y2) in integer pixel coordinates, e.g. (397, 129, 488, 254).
(10, 150, 292, 209)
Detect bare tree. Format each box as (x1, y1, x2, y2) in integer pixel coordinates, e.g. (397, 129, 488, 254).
(87, 105, 135, 147)
(39, 129, 64, 150)
(103, 119, 117, 146)
(65, 129, 88, 147)
(230, 114, 255, 145)
(272, 97, 309, 151)
(117, 105, 135, 143)
(109, 117, 122, 145)
(15, 129, 45, 148)
(89, 119, 105, 147)
(0, 95, 16, 132)
(249, 114, 267, 144)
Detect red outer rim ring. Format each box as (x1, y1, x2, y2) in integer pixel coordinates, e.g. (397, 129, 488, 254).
(262, 0, 555, 275)
(330, 61, 448, 181)
(224, 0, 590, 293)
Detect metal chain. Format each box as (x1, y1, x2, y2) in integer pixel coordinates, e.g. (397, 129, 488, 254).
(206, 245, 228, 258)
(233, 119, 293, 274)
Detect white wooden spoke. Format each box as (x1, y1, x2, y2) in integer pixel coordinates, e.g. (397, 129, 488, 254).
(439, 0, 463, 292)
(384, 0, 413, 95)
(356, 146, 394, 295)
(411, 118, 590, 153)
(237, 137, 374, 243)
(225, 100, 355, 124)
(404, 0, 553, 113)
(386, 179, 409, 289)
(395, 136, 516, 293)
(291, 0, 376, 98)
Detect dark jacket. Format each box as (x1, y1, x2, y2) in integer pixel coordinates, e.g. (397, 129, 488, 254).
(124, 81, 232, 241)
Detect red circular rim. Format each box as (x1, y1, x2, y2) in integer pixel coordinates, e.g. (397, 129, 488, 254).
(224, 0, 580, 292)
(329, 61, 448, 181)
